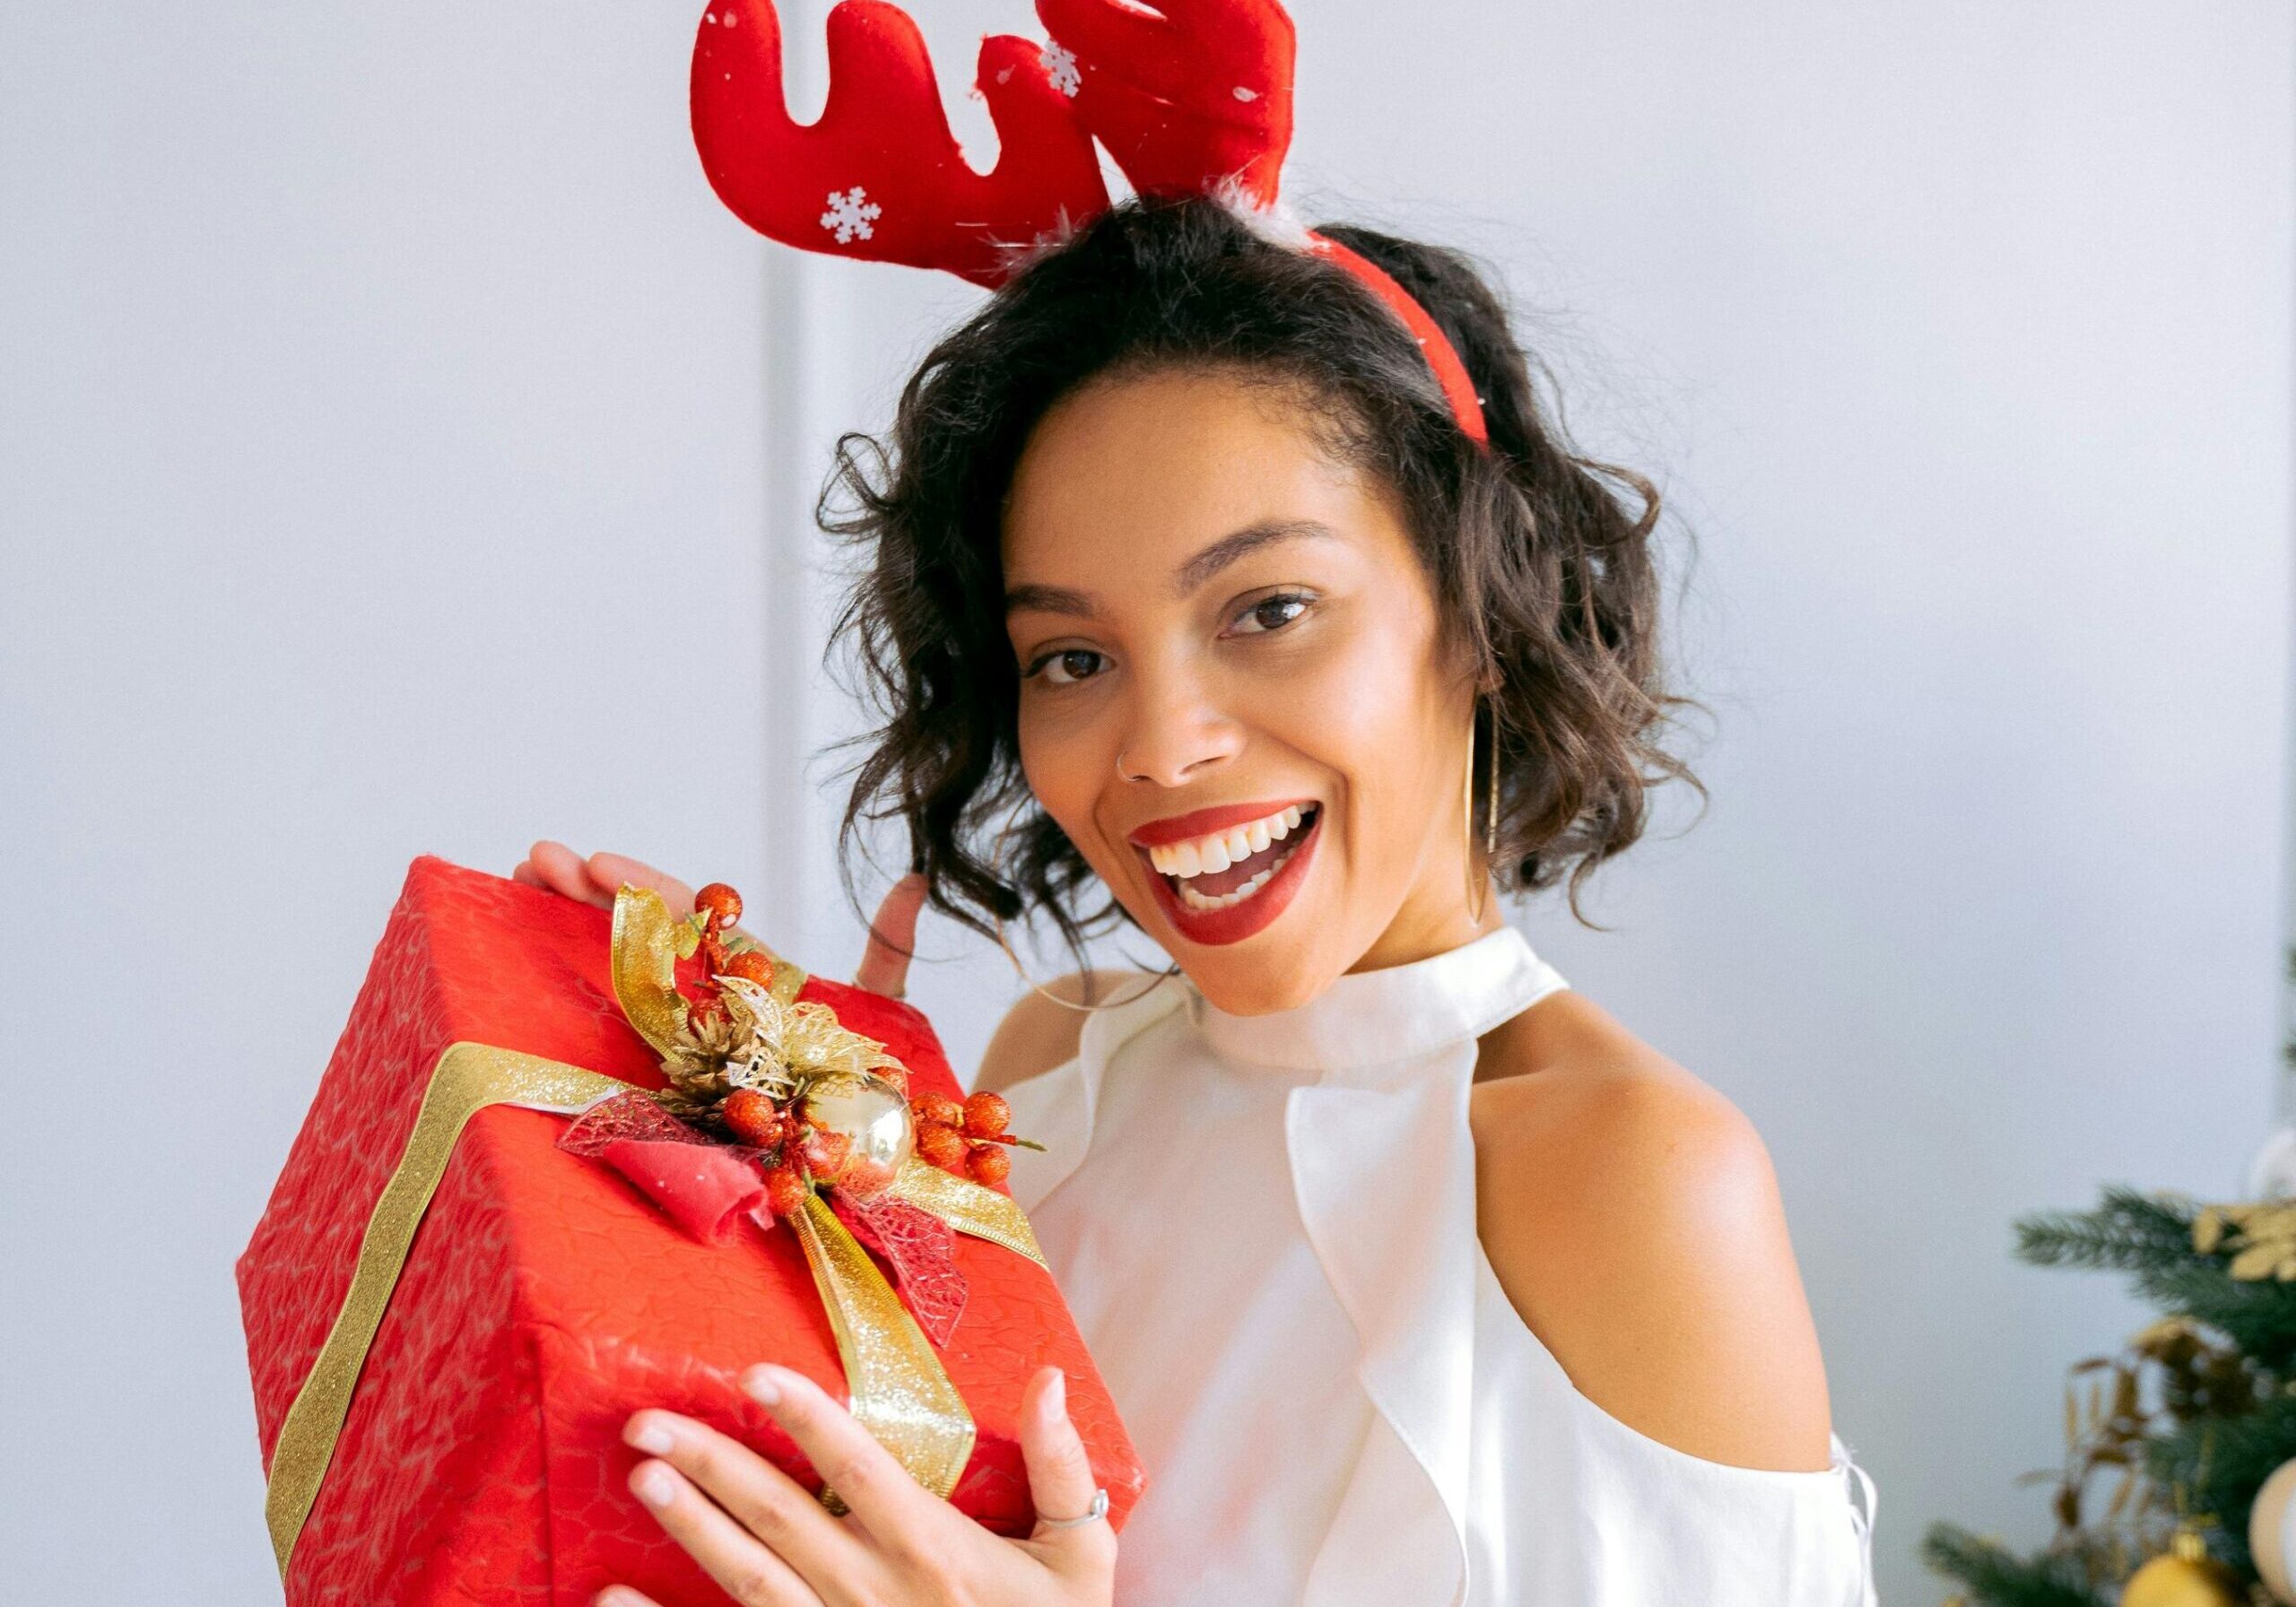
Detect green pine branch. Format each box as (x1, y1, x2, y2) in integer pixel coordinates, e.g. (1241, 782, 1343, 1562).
(2013, 1186, 2198, 1274)
(1919, 1524, 2109, 1607)
(2143, 1392, 2296, 1576)
(2014, 1186, 2296, 1374)
(2137, 1261, 2296, 1376)
(1927, 1185, 2296, 1602)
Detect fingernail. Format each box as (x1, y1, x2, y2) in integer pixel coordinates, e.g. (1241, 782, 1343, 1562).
(1041, 1368, 1066, 1422)
(625, 1418, 674, 1455)
(632, 1464, 676, 1507)
(744, 1365, 786, 1407)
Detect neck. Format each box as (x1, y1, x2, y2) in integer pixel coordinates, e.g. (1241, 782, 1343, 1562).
(1347, 873, 1504, 974)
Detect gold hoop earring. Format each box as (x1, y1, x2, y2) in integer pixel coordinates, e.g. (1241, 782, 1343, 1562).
(987, 805, 1183, 1012)
(1465, 699, 1499, 925)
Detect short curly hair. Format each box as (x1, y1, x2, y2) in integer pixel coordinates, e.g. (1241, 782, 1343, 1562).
(822, 194, 1695, 967)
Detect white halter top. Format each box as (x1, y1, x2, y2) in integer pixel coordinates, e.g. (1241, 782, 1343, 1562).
(998, 923, 1879, 1606)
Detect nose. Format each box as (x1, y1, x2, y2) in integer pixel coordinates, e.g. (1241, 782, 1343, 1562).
(1116, 670, 1244, 787)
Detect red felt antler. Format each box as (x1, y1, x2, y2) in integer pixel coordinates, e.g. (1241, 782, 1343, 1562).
(691, 0, 1109, 287)
(1035, 0, 1295, 205)
(690, 0, 1486, 443)
(1036, 0, 1484, 440)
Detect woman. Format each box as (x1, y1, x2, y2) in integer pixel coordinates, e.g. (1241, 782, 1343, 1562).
(517, 195, 1879, 1604)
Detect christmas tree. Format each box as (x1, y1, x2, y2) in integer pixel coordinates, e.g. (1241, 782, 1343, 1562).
(1924, 1186, 2296, 1607)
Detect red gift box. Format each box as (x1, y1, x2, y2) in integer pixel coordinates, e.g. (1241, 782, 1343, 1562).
(238, 856, 1144, 1605)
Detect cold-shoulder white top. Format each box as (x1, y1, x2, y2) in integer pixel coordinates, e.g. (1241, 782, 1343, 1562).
(998, 922, 1879, 1606)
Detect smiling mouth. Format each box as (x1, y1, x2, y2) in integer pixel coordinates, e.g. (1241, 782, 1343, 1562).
(1140, 804, 1321, 913)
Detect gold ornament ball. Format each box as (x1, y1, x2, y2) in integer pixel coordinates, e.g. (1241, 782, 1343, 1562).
(2119, 1545, 2242, 1607)
(2254, 1456, 2296, 1604)
(796, 1073, 914, 1197)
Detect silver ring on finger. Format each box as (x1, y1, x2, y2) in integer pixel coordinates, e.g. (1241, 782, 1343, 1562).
(1035, 1487, 1109, 1530)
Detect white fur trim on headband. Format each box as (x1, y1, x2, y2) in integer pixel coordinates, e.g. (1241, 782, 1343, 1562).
(979, 174, 1317, 286)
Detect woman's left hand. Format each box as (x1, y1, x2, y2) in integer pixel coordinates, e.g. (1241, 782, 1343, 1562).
(598, 1359, 1117, 1607)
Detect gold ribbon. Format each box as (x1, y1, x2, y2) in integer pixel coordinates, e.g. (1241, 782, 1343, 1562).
(612, 885, 807, 1053)
(791, 1191, 976, 1512)
(263, 1044, 626, 1579)
(264, 914, 1049, 1581)
(887, 1155, 1044, 1263)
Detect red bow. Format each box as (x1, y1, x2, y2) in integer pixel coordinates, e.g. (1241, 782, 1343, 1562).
(560, 1090, 971, 1346)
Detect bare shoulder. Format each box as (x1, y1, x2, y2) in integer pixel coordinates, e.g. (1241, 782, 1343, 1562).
(1468, 991, 1834, 1472)
(970, 970, 1148, 1096)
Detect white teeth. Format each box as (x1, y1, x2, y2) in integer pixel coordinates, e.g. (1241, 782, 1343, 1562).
(1176, 860, 1283, 911)
(1144, 804, 1317, 876)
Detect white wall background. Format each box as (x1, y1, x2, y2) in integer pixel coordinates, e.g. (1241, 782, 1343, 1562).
(2, 3, 2288, 1603)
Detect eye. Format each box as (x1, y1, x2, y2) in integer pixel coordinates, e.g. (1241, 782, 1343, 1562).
(1226, 591, 1314, 637)
(1025, 647, 1109, 687)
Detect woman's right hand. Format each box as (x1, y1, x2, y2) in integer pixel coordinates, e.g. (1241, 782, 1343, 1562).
(513, 840, 926, 997)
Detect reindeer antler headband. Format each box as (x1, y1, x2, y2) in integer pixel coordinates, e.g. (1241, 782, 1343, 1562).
(689, 0, 1490, 445)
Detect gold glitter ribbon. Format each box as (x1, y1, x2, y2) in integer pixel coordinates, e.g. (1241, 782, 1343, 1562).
(887, 1156, 1044, 1264)
(263, 1044, 626, 1580)
(791, 1191, 976, 1511)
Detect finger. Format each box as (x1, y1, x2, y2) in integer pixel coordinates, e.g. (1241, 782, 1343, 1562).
(627, 1458, 824, 1607)
(526, 840, 613, 908)
(624, 1410, 865, 1585)
(739, 1364, 946, 1559)
(853, 873, 926, 998)
(593, 1587, 665, 1607)
(1018, 1367, 1113, 1569)
(586, 851, 697, 917)
(512, 860, 545, 889)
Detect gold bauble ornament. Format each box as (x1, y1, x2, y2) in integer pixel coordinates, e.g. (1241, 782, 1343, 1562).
(2119, 1528, 2242, 1607)
(796, 1072, 914, 1197)
(2251, 1457, 2296, 1604)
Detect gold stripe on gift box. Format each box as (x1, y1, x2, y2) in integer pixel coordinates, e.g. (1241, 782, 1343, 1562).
(261, 1044, 626, 1579)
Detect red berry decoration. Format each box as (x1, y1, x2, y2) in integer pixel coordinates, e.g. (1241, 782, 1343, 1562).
(911, 1092, 965, 1130)
(763, 1164, 811, 1219)
(694, 882, 744, 930)
(966, 1142, 1012, 1186)
(720, 950, 773, 987)
(720, 1089, 784, 1149)
(962, 1090, 1010, 1140)
(917, 1123, 970, 1173)
(800, 1125, 853, 1183)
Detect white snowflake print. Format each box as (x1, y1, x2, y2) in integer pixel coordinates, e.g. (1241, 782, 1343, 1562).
(818, 187, 882, 244)
(1040, 41, 1080, 97)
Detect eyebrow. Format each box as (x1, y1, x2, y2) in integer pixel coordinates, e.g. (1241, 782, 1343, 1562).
(1003, 519, 1339, 618)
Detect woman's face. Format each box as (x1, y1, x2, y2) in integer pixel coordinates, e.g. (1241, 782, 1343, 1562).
(1001, 367, 1495, 1015)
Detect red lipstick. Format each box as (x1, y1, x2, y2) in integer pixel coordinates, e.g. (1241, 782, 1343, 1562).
(1127, 798, 1320, 848)
(1139, 804, 1324, 947)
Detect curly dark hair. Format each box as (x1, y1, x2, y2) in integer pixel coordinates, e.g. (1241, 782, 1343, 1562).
(822, 194, 1695, 970)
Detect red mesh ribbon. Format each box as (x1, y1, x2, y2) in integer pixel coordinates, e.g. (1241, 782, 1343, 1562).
(559, 1090, 714, 1153)
(832, 1189, 968, 1347)
(556, 1092, 967, 1340)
